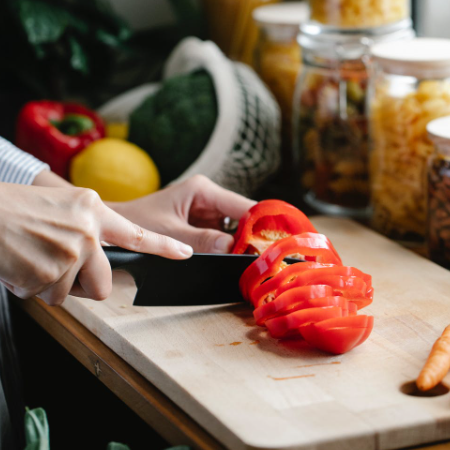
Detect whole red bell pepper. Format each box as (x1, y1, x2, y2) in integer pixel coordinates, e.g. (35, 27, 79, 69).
(16, 101, 105, 178)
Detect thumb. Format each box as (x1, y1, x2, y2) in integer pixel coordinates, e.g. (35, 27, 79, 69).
(182, 227, 234, 254)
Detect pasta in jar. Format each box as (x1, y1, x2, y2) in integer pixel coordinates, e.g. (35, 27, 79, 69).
(370, 38, 450, 243)
(310, 0, 410, 28)
(253, 3, 309, 176)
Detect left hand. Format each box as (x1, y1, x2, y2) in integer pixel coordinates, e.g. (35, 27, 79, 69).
(109, 175, 256, 254)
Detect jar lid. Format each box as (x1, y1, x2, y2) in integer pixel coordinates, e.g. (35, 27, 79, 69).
(253, 2, 309, 27)
(427, 115, 450, 144)
(299, 18, 414, 60)
(372, 38, 450, 78)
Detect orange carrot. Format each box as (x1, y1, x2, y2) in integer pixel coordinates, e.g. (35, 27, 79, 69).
(417, 325, 450, 391)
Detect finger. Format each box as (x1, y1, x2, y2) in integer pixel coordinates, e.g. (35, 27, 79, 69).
(99, 204, 193, 260)
(177, 226, 235, 254)
(38, 264, 81, 306)
(190, 176, 256, 220)
(74, 245, 113, 301)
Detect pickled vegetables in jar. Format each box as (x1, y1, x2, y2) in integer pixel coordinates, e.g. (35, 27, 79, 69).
(309, 0, 410, 28)
(294, 20, 414, 217)
(296, 61, 370, 211)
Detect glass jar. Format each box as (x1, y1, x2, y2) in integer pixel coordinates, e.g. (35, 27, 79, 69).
(309, 0, 410, 28)
(253, 3, 309, 177)
(293, 19, 414, 217)
(426, 116, 450, 269)
(370, 38, 450, 244)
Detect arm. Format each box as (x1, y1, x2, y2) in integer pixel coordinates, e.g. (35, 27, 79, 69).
(2, 137, 256, 254)
(0, 139, 193, 306)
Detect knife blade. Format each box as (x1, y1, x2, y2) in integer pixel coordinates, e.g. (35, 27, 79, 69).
(104, 247, 303, 307)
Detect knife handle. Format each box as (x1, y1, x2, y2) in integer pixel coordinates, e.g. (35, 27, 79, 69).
(103, 247, 150, 294)
(103, 246, 146, 271)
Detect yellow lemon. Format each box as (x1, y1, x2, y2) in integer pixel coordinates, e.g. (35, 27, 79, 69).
(70, 138, 160, 202)
(105, 122, 129, 140)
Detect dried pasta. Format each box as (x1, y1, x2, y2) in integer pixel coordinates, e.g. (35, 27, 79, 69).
(309, 0, 409, 28)
(258, 39, 301, 153)
(370, 80, 450, 241)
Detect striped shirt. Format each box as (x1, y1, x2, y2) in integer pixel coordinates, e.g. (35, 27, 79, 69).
(0, 136, 49, 185)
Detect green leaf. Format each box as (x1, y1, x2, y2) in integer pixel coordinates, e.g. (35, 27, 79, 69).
(16, 0, 68, 45)
(68, 36, 89, 74)
(24, 407, 50, 450)
(106, 443, 131, 450)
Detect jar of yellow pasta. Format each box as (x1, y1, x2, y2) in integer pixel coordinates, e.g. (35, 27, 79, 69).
(293, 19, 413, 217)
(309, 0, 410, 28)
(253, 2, 309, 178)
(370, 38, 450, 243)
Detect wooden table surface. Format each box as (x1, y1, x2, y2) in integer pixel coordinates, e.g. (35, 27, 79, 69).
(15, 276, 450, 450)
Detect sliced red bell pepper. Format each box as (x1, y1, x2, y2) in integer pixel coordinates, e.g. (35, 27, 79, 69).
(266, 306, 345, 339)
(251, 262, 372, 308)
(253, 285, 334, 326)
(232, 200, 318, 255)
(273, 270, 373, 310)
(300, 315, 374, 354)
(234, 200, 373, 355)
(239, 233, 343, 302)
(16, 101, 105, 178)
(251, 261, 330, 307)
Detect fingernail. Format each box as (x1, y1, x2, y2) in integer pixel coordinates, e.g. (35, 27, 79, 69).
(179, 243, 193, 257)
(214, 235, 233, 253)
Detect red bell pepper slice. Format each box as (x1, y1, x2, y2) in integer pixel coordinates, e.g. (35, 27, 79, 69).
(239, 233, 343, 302)
(16, 101, 105, 178)
(232, 200, 318, 255)
(300, 315, 374, 354)
(254, 292, 357, 326)
(251, 262, 372, 308)
(273, 271, 373, 310)
(253, 285, 334, 326)
(251, 261, 330, 307)
(266, 305, 345, 339)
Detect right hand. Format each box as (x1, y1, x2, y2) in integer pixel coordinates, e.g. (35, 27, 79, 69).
(0, 183, 193, 306)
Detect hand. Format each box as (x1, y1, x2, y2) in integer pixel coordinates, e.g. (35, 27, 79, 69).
(0, 183, 193, 305)
(110, 175, 256, 254)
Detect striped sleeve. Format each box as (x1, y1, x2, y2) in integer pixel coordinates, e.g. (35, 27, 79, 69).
(0, 136, 49, 185)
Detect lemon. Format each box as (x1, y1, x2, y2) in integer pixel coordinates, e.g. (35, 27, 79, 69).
(105, 122, 129, 140)
(70, 138, 160, 202)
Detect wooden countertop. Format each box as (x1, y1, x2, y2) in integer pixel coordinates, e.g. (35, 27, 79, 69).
(16, 297, 450, 450)
(14, 217, 450, 450)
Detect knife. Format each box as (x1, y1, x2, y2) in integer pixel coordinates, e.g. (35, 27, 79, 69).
(104, 247, 302, 307)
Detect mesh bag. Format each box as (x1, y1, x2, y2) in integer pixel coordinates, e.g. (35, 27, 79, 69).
(98, 38, 281, 196)
(163, 38, 281, 196)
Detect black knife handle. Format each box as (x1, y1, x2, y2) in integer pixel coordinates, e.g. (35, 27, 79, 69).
(103, 246, 146, 271)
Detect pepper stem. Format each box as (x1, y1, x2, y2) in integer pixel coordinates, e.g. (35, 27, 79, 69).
(51, 114, 94, 136)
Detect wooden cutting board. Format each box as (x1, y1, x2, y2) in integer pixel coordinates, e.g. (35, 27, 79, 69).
(62, 217, 450, 450)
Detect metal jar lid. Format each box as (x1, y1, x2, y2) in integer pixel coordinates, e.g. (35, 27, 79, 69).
(299, 18, 414, 60)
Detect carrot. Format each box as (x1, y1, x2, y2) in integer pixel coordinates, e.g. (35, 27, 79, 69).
(417, 325, 450, 391)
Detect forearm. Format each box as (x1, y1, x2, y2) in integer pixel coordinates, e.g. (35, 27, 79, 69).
(32, 170, 72, 187)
